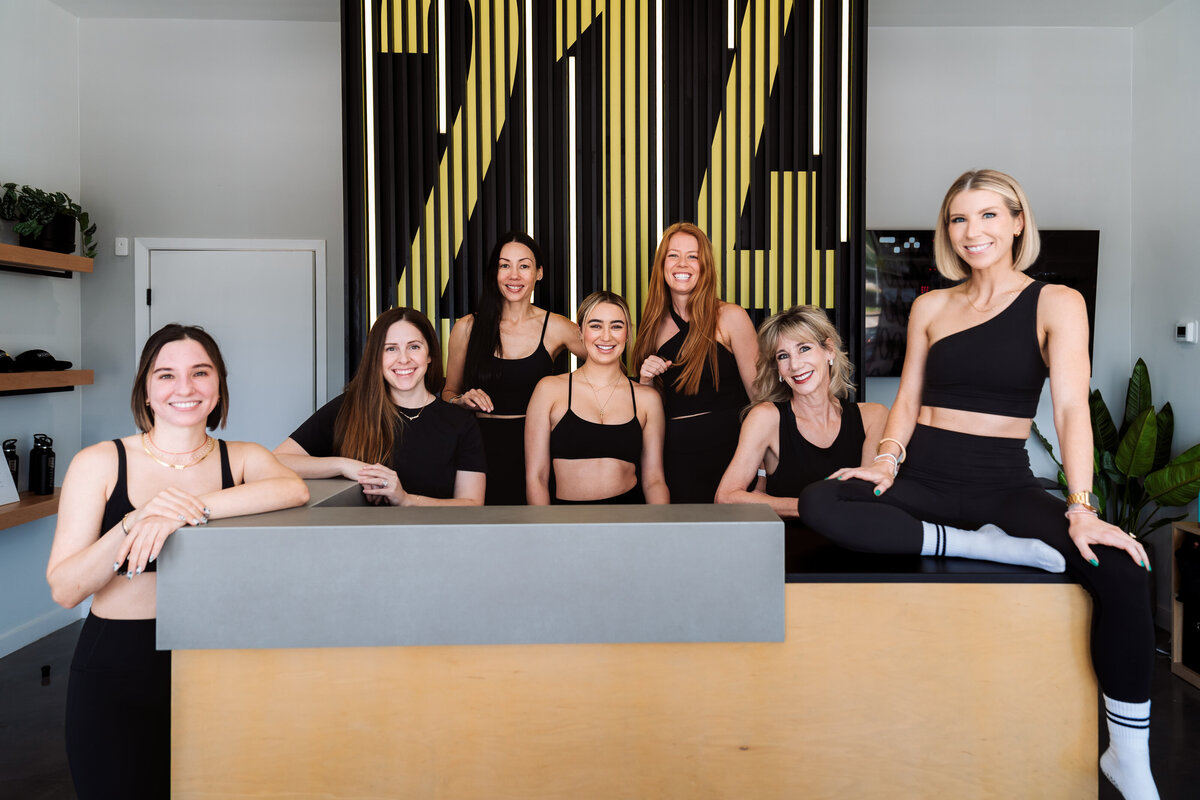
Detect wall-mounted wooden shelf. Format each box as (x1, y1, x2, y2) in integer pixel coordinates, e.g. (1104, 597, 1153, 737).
(0, 488, 61, 531)
(0, 369, 93, 395)
(1172, 522, 1200, 690)
(0, 242, 93, 275)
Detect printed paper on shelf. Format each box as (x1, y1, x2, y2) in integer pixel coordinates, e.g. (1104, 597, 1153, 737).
(0, 464, 18, 505)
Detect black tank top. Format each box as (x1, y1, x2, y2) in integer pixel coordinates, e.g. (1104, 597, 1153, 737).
(656, 305, 749, 417)
(549, 373, 642, 465)
(765, 399, 865, 495)
(922, 281, 1048, 417)
(106, 438, 235, 575)
(477, 311, 555, 415)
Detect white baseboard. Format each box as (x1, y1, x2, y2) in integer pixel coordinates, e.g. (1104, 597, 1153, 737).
(0, 605, 86, 659)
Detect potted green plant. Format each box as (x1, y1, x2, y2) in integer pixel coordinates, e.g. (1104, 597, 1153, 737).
(0, 182, 98, 258)
(1033, 358, 1200, 540)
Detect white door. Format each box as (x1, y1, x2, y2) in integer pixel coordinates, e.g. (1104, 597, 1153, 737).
(134, 239, 327, 450)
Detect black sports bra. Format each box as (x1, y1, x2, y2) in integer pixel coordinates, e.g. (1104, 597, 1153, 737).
(923, 280, 1048, 418)
(105, 438, 234, 575)
(765, 399, 864, 495)
(477, 311, 556, 415)
(655, 305, 749, 417)
(549, 373, 642, 465)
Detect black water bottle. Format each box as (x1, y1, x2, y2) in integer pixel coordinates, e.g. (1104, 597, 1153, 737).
(29, 434, 55, 495)
(3, 438, 17, 486)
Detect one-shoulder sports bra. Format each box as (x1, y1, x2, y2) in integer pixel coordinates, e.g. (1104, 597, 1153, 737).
(922, 280, 1048, 418)
(105, 438, 234, 575)
(655, 305, 749, 418)
(549, 373, 642, 465)
(477, 311, 555, 415)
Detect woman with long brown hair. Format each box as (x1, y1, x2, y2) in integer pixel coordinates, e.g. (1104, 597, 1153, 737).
(275, 307, 486, 506)
(633, 222, 757, 502)
(48, 324, 309, 798)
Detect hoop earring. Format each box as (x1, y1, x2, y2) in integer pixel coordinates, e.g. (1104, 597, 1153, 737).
(778, 374, 784, 383)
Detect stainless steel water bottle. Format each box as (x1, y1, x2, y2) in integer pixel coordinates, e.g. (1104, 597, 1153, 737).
(29, 434, 55, 495)
(2, 438, 17, 486)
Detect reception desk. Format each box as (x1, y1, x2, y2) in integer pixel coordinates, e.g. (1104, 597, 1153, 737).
(161, 481, 1096, 798)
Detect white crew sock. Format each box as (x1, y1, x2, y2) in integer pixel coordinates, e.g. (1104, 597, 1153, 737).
(920, 521, 1066, 573)
(1100, 696, 1159, 800)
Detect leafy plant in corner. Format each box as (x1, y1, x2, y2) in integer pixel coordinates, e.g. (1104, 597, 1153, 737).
(1033, 358, 1200, 540)
(0, 182, 98, 258)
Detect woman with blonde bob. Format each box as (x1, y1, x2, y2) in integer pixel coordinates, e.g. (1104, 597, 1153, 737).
(714, 305, 887, 517)
(48, 324, 309, 798)
(633, 222, 757, 502)
(797, 169, 1158, 799)
(276, 307, 487, 506)
(526, 291, 669, 504)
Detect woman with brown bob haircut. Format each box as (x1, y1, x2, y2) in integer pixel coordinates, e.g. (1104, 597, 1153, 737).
(633, 222, 757, 502)
(276, 307, 487, 506)
(48, 324, 309, 798)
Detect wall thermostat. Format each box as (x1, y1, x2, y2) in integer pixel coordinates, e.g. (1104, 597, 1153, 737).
(1176, 320, 1198, 343)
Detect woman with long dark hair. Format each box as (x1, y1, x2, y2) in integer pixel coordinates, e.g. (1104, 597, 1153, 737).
(525, 291, 669, 505)
(276, 307, 486, 506)
(48, 324, 308, 798)
(798, 169, 1158, 799)
(443, 233, 585, 504)
(633, 222, 757, 502)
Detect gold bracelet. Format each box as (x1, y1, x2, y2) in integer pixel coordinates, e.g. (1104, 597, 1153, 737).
(878, 437, 907, 463)
(120, 512, 132, 534)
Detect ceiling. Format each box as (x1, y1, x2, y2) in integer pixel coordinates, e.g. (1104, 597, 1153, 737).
(47, 0, 1174, 27)
(48, 0, 339, 22)
(870, 0, 1174, 28)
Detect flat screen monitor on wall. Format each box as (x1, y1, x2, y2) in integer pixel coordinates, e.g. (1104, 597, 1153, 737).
(863, 230, 1100, 378)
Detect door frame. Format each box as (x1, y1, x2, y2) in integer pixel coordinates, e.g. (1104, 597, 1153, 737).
(133, 237, 328, 406)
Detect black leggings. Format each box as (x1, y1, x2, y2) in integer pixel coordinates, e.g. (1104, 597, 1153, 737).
(65, 612, 170, 799)
(798, 424, 1154, 702)
(478, 416, 527, 505)
(663, 407, 742, 503)
(553, 484, 645, 504)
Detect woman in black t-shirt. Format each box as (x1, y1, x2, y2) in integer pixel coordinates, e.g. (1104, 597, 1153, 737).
(715, 305, 887, 517)
(275, 307, 486, 505)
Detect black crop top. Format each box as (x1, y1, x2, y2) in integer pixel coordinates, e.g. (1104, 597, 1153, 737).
(922, 280, 1048, 418)
(477, 311, 555, 415)
(656, 305, 749, 417)
(549, 373, 642, 465)
(106, 438, 235, 575)
(765, 399, 864, 495)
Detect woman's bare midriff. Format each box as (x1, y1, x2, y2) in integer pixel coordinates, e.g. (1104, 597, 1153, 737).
(553, 457, 638, 501)
(917, 406, 1032, 440)
(90, 573, 159, 620)
(475, 412, 526, 420)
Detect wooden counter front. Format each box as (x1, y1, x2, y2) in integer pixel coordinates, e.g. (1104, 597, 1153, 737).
(172, 580, 1096, 799)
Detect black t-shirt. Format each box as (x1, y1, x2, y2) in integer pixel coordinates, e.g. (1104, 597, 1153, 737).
(289, 395, 487, 499)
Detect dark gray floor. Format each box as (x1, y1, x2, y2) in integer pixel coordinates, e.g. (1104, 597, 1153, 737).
(1, 621, 1197, 798)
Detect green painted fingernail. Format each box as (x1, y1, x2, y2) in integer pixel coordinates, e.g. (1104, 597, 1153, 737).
(873, 488, 881, 496)
(1089, 559, 1099, 567)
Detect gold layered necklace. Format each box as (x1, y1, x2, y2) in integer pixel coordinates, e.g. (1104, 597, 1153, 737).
(580, 372, 624, 422)
(141, 432, 216, 470)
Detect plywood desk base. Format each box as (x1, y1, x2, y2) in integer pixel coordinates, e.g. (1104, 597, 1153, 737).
(172, 582, 1096, 799)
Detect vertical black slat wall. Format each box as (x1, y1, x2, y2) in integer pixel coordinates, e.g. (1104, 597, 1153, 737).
(350, 0, 866, 391)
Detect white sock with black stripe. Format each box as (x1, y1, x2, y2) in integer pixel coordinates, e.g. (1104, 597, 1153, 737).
(1101, 696, 1159, 800)
(919, 521, 1066, 573)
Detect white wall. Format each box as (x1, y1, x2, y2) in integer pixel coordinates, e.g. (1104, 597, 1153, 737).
(0, 0, 88, 655)
(77, 17, 344, 446)
(864, 26, 1134, 445)
(1132, 0, 1200, 618)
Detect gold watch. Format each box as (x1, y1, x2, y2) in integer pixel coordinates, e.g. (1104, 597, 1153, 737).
(1065, 491, 1099, 513)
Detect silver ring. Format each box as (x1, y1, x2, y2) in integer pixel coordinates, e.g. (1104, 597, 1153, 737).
(382, 480, 388, 488)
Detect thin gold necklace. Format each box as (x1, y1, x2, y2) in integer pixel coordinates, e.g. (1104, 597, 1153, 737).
(580, 372, 624, 422)
(967, 276, 1030, 313)
(397, 396, 434, 422)
(142, 433, 215, 470)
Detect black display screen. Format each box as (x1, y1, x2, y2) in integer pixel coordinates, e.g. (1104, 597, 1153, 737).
(863, 230, 1099, 377)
